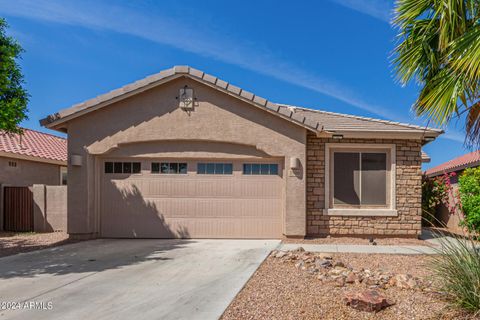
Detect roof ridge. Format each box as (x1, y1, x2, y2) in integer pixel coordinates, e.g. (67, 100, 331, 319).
(1, 127, 67, 140)
(425, 150, 480, 176)
(41, 65, 323, 133)
(277, 103, 443, 133)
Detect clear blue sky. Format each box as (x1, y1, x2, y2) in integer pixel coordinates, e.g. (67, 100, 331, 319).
(0, 0, 474, 169)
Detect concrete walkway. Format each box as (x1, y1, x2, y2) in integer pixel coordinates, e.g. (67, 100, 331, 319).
(279, 243, 437, 254)
(0, 239, 280, 320)
(280, 229, 477, 255)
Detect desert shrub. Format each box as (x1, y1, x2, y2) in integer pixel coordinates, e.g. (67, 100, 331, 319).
(429, 233, 480, 314)
(458, 167, 480, 232)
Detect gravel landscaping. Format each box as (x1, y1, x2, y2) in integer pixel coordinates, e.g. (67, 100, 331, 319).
(222, 249, 473, 320)
(0, 232, 72, 258)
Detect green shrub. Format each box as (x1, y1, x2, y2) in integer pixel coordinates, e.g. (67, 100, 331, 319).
(459, 167, 480, 232)
(429, 233, 480, 313)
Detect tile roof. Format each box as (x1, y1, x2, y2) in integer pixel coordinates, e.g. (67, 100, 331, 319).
(425, 150, 480, 177)
(40, 65, 442, 138)
(0, 128, 67, 163)
(40, 66, 322, 132)
(279, 105, 443, 134)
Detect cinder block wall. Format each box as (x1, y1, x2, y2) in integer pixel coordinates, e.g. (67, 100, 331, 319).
(306, 133, 423, 237)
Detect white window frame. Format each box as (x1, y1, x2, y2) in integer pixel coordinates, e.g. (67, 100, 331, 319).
(324, 143, 397, 217)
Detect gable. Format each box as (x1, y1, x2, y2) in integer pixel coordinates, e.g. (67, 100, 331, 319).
(66, 77, 307, 157)
(41, 66, 321, 134)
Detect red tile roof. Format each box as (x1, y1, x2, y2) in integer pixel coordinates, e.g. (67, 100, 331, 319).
(0, 128, 67, 163)
(425, 150, 480, 177)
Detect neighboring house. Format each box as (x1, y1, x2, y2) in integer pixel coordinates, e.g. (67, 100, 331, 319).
(41, 66, 442, 240)
(0, 128, 67, 186)
(425, 150, 480, 233)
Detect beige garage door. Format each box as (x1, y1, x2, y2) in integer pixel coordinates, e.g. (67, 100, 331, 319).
(100, 159, 283, 238)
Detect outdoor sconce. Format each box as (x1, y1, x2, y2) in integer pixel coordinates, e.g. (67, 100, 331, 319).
(290, 157, 300, 169)
(70, 154, 83, 166)
(332, 134, 344, 140)
(178, 85, 196, 111)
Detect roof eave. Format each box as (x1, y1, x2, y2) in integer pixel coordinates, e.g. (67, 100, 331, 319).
(40, 66, 323, 134)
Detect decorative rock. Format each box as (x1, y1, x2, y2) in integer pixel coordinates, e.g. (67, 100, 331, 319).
(334, 261, 346, 268)
(293, 247, 305, 253)
(295, 261, 305, 269)
(344, 290, 394, 312)
(275, 251, 287, 258)
(391, 274, 418, 290)
(318, 253, 333, 260)
(345, 272, 358, 284)
(334, 276, 346, 287)
(315, 259, 332, 268)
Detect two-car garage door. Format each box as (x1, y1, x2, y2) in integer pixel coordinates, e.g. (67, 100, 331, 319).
(100, 159, 283, 238)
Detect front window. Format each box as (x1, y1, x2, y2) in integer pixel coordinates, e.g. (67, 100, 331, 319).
(331, 150, 389, 208)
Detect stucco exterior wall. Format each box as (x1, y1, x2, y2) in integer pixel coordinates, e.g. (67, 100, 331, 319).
(0, 156, 63, 186)
(33, 185, 67, 232)
(306, 133, 422, 237)
(65, 77, 307, 238)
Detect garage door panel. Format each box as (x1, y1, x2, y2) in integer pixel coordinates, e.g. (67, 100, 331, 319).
(101, 160, 283, 238)
(144, 198, 282, 218)
(114, 178, 281, 198)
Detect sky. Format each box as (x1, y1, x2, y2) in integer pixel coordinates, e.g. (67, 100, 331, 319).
(0, 0, 474, 169)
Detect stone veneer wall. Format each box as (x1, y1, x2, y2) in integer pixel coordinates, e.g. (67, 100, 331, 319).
(306, 132, 423, 237)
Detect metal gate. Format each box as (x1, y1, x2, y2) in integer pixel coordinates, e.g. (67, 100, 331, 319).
(3, 187, 33, 232)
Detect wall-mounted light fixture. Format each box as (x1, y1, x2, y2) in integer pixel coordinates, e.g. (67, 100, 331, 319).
(290, 157, 300, 169)
(332, 134, 344, 140)
(178, 85, 195, 111)
(70, 154, 83, 166)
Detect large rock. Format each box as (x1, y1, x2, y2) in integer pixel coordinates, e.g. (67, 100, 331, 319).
(344, 290, 394, 312)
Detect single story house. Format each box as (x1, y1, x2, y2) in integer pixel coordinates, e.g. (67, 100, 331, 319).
(425, 150, 480, 233)
(0, 128, 67, 187)
(41, 66, 442, 239)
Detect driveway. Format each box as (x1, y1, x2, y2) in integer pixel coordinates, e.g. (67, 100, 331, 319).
(0, 239, 280, 320)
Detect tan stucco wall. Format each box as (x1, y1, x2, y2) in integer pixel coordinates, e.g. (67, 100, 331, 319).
(306, 133, 423, 237)
(33, 185, 67, 232)
(0, 156, 63, 186)
(65, 77, 307, 238)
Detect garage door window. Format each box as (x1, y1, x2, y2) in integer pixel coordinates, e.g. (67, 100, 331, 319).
(105, 162, 141, 174)
(151, 162, 187, 174)
(197, 163, 233, 175)
(243, 163, 278, 175)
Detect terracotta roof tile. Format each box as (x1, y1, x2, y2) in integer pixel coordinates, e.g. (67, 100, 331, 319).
(425, 150, 480, 177)
(0, 128, 67, 163)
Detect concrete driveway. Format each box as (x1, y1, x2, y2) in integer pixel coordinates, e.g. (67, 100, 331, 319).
(0, 239, 280, 320)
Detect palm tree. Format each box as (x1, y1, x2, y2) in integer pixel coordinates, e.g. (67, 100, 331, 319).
(393, 0, 480, 146)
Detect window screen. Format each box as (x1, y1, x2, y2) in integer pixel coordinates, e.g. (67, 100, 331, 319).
(361, 153, 387, 205)
(332, 151, 388, 207)
(333, 153, 360, 205)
